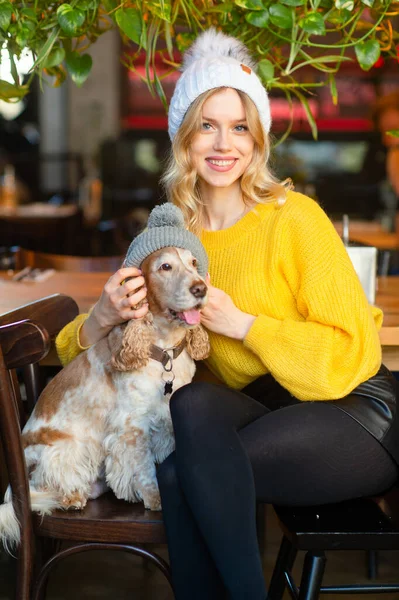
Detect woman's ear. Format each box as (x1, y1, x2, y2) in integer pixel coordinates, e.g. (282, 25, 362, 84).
(110, 314, 154, 371)
(185, 325, 210, 361)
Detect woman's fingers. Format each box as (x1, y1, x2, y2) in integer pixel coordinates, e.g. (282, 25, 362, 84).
(122, 286, 148, 309)
(107, 267, 142, 288)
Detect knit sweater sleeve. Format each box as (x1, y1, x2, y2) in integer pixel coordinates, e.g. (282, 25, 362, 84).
(55, 313, 91, 366)
(243, 194, 382, 401)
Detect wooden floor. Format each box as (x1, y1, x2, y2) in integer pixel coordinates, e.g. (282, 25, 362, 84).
(1, 507, 399, 599)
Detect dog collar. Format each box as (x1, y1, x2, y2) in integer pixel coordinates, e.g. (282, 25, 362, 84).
(150, 338, 187, 396)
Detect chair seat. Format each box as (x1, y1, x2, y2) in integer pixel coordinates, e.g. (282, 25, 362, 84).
(274, 485, 399, 551)
(34, 491, 166, 544)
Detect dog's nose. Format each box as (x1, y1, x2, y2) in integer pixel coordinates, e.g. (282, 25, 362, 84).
(190, 281, 207, 298)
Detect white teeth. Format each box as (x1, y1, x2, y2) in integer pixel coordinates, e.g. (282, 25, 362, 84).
(208, 159, 235, 166)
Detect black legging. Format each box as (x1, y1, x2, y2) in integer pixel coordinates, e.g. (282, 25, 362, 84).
(157, 377, 398, 600)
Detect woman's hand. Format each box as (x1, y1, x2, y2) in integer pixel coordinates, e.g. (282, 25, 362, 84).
(200, 277, 255, 340)
(79, 267, 148, 347)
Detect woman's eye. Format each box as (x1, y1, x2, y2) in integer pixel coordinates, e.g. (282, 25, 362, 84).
(160, 263, 172, 271)
(234, 125, 248, 132)
(201, 122, 212, 130)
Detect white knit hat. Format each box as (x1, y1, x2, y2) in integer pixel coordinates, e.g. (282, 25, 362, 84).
(168, 28, 271, 141)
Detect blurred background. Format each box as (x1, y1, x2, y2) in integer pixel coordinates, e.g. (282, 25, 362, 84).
(1, 29, 399, 261)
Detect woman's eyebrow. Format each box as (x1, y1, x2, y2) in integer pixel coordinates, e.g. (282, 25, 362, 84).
(202, 116, 248, 124)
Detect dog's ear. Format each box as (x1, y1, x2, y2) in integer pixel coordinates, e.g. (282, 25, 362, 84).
(110, 314, 154, 371)
(185, 325, 210, 361)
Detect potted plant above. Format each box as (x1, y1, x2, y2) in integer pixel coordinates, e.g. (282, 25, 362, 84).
(0, 0, 398, 135)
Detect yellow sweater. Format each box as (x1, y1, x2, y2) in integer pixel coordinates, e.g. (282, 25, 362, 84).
(56, 191, 383, 401)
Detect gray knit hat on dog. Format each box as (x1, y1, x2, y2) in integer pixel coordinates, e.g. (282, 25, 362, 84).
(124, 203, 208, 277)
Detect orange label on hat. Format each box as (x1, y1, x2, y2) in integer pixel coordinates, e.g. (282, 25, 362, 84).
(241, 64, 251, 74)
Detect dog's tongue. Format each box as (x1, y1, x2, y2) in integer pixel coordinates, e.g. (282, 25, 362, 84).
(178, 309, 201, 325)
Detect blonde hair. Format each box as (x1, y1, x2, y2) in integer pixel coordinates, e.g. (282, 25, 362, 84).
(161, 87, 292, 235)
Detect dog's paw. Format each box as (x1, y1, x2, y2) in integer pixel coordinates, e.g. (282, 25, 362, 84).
(61, 491, 88, 510)
(142, 485, 162, 511)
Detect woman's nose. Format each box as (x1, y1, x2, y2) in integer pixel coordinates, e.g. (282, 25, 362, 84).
(213, 129, 232, 152)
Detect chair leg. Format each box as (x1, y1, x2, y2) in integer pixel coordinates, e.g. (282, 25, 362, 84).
(257, 503, 267, 555)
(366, 549, 379, 580)
(298, 551, 326, 600)
(34, 539, 62, 600)
(267, 536, 297, 600)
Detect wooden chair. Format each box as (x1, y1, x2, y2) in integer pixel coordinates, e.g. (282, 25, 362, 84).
(267, 484, 399, 599)
(0, 296, 172, 600)
(15, 248, 124, 273)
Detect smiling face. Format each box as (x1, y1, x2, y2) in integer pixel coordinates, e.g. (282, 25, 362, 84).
(190, 88, 255, 192)
(141, 247, 208, 327)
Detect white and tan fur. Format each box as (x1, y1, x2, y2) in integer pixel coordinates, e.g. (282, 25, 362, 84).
(0, 247, 210, 547)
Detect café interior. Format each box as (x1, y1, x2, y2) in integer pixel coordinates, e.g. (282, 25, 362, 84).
(2, 26, 399, 600)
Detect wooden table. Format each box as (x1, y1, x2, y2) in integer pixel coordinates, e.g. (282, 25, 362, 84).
(0, 270, 108, 315)
(1, 271, 399, 369)
(333, 221, 399, 251)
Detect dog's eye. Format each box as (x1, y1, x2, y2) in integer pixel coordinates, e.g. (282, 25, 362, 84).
(192, 259, 197, 268)
(160, 263, 172, 271)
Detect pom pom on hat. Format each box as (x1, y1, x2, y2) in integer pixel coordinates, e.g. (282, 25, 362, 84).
(182, 28, 256, 71)
(147, 203, 185, 229)
(124, 203, 208, 277)
(168, 28, 271, 140)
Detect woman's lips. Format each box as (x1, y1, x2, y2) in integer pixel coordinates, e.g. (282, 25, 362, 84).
(205, 158, 238, 172)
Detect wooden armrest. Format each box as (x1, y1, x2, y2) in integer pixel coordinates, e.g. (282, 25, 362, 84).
(0, 294, 79, 339)
(0, 320, 50, 369)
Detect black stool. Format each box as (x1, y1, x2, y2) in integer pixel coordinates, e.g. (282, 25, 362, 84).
(268, 484, 399, 599)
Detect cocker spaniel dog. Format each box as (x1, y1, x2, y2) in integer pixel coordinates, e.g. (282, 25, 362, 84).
(0, 245, 209, 546)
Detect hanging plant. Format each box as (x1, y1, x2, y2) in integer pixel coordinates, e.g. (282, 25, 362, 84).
(0, 0, 398, 136)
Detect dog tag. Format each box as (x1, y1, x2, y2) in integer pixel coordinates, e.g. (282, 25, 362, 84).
(164, 381, 173, 395)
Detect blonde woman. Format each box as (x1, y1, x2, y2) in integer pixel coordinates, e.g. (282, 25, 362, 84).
(56, 30, 399, 600)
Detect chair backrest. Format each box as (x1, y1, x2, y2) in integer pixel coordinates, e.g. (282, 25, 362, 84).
(16, 248, 124, 273)
(0, 318, 49, 579)
(0, 295, 79, 570)
(0, 294, 79, 415)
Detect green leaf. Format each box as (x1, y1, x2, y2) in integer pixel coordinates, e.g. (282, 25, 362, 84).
(148, 1, 172, 22)
(32, 28, 59, 70)
(334, 0, 354, 9)
(328, 73, 338, 105)
(355, 39, 380, 71)
(176, 32, 196, 52)
(245, 9, 269, 27)
(269, 4, 293, 29)
(164, 21, 174, 60)
(361, 0, 374, 5)
(258, 58, 274, 81)
(16, 25, 35, 47)
(115, 8, 143, 46)
(235, 0, 265, 10)
(103, 0, 118, 13)
(0, 1, 13, 31)
(20, 8, 37, 21)
(77, 0, 97, 9)
(293, 89, 318, 139)
(0, 79, 29, 100)
(299, 12, 326, 35)
(280, 0, 304, 5)
(43, 46, 66, 68)
(327, 8, 351, 24)
(206, 2, 234, 12)
(57, 5, 85, 36)
(65, 51, 92, 87)
(387, 130, 399, 138)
